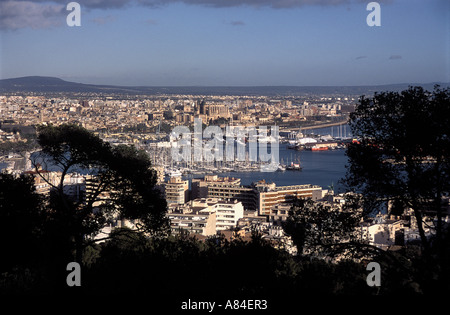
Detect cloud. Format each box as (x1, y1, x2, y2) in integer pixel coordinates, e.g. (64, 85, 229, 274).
(91, 15, 117, 25)
(0, 0, 133, 31)
(138, 0, 383, 9)
(18, 0, 132, 10)
(0, 1, 65, 30)
(1, 0, 394, 30)
(5, 0, 391, 10)
(389, 55, 402, 60)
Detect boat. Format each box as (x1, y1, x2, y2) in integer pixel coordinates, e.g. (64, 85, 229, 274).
(165, 168, 182, 177)
(277, 164, 286, 172)
(311, 146, 328, 151)
(287, 141, 297, 149)
(286, 162, 302, 171)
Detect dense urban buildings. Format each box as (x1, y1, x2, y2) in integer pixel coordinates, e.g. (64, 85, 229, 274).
(0, 93, 355, 134)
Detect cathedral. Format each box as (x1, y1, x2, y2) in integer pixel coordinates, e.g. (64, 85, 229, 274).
(195, 100, 230, 120)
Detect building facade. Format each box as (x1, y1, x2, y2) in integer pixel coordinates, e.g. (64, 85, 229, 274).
(254, 181, 324, 216)
(192, 175, 257, 210)
(168, 211, 216, 236)
(164, 176, 189, 205)
(213, 199, 244, 231)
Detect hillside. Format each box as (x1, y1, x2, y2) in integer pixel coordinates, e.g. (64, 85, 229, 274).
(0, 76, 447, 96)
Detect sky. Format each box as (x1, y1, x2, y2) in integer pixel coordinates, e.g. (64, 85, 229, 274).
(0, 0, 449, 86)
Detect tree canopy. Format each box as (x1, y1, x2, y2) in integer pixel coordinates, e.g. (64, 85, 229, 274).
(282, 197, 364, 259)
(344, 86, 450, 250)
(342, 86, 450, 293)
(0, 172, 43, 273)
(32, 124, 168, 263)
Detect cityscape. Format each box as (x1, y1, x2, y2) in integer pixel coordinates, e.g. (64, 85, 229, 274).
(1, 0, 449, 308)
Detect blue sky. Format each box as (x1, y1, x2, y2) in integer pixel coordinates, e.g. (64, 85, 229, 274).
(0, 0, 449, 86)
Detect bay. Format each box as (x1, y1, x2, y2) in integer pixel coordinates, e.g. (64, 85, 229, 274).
(183, 143, 349, 192)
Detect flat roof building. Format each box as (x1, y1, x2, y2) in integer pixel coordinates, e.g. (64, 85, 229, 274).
(192, 175, 257, 210)
(254, 180, 324, 216)
(168, 211, 216, 236)
(167, 197, 244, 234)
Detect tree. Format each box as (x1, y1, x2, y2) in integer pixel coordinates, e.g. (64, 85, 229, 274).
(282, 196, 426, 294)
(0, 172, 44, 272)
(32, 124, 168, 264)
(343, 86, 450, 291)
(282, 197, 365, 259)
(344, 86, 450, 250)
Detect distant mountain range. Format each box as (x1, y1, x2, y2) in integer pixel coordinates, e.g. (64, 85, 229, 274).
(0, 76, 448, 96)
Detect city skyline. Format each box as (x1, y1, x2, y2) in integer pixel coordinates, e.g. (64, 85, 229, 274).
(0, 0, 449, 86)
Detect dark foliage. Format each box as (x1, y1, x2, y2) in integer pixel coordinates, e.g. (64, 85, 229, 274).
(80, 229, 376, 303)
(344, 86, 450, 247)
(343, 85, 450, 294)
(0, 173, 43, 273)
(32, 124, 169, 264)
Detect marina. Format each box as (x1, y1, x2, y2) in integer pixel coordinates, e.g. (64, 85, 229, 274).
(147, 125, 352, 191)
(147, 124, 351, 176)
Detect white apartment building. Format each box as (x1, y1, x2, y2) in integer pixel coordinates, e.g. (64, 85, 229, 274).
(168, 211, 216, 236)
(211, 199, 244, 231)
(177, 198, 245, 232)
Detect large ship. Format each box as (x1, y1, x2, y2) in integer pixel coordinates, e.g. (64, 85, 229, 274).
(310, 146, 329, 151)
(305, 141, 338, 151)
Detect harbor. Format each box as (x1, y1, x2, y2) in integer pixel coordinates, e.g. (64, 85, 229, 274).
(0, 124, 352, 191)
(144, 124, 352, 191)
